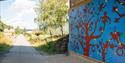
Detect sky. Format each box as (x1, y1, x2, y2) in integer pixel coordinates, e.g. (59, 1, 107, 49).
(0, 0, 39, 29)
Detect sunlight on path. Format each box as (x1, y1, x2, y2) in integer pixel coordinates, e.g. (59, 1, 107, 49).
(13, 34, 32, 46)
(5, 34, 40, 56)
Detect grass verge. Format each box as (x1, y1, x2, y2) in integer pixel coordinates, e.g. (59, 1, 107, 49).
(0, 32, 12, 53)
(26, 33, 68, 55)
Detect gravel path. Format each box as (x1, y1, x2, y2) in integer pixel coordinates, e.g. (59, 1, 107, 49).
(0, 34, 95, 63)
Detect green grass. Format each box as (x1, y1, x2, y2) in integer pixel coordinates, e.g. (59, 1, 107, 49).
(0, 44, 11, 53)
(25, 32, 69, 55)
(36, 41, 59, 54)
(35, 35, 69, 55)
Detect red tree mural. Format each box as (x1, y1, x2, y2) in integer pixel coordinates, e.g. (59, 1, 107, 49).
(93, 31, 125, 62)
(69, 0, 125, 62)
(76, 2, 109, 56)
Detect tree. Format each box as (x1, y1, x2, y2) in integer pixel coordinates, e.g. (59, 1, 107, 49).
(35, 0, 68, 36)
(0, 16, 12, 32)
(55, 0, 68, 36)
(0, 16, 4, 31)
(0, 22, 4, 32)
(15, 26, 23, 35)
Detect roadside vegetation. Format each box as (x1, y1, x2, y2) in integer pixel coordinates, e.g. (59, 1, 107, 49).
(15, 27, 26, 36)
(36, 35, 69, 54)
(25, 32, 69, 54)
(0, 17, 13, 53)
(25, 0, 69, 54)
(0, 32, 12, 53)
(34, 0, 68, 36)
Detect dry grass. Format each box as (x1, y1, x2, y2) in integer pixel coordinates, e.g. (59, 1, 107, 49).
(0, 32, 12, 52)
(35, 35, 69, 54)
(30, 35, 62, 47)
(26, 33, 69, 54)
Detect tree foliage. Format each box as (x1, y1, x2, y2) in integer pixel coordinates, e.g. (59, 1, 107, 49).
(15, 27, 23, 35)
(0, 17, 12, 32)
(35, 0, 68, 35)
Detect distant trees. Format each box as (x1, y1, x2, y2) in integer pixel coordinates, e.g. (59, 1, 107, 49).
(35, 0, 68, 36)
(0, 16, 13, 32)
(0, 22, 4, 32)
(0, 16, 5, 31)
(15, 27, 23, 35)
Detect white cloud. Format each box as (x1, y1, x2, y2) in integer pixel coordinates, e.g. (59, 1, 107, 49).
(9, 0, 35, 13)
(6, 0, 37, 29)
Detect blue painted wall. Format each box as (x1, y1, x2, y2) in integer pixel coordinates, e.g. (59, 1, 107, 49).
(68, 0, 125, 63)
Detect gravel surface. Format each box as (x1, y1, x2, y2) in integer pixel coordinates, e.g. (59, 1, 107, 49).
(0, 34, 94, 63)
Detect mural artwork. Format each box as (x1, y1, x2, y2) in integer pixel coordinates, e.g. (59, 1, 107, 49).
(69, 0, 125, 63)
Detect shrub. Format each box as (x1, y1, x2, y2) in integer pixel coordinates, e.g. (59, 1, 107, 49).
(0, 32, 12, 52)
(36, 34, 69, 54)
(0, 44, 10, 52)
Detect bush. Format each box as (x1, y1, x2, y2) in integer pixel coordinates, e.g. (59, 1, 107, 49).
(37, 42, 57, 54)
(0, 32, 12, 52)
(0, 44, 10, 52)
(36, 34, 69, 54)
(26, 32, 69, 54)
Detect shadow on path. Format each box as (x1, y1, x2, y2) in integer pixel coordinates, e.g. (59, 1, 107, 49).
(0, 46, 49, 63)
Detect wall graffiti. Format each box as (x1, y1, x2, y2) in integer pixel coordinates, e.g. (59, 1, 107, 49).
(68, 0, 125, 63)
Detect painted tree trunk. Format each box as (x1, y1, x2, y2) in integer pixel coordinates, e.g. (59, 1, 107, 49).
(84, 37, 90, 56)
(84, 42, 90, 56)
(102, 49, 105, 62)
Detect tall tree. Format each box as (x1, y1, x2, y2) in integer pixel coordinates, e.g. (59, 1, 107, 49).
(15, 26, 23, 35)
(35, 0, 68, 36)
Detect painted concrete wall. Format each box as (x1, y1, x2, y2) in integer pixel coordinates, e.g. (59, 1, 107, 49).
(68, 0, 125, 63)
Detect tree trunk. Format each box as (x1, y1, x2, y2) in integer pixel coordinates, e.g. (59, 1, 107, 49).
(84, 42, 90, 56)
(60, 25, 64, 36)
(102, 49, 105, 62)
(39, 25, 41, 30)
(84, 37, 90, 56)
(49, 30, 52, 41)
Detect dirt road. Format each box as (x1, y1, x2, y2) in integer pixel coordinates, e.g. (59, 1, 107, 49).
(0, 34, 94, 63)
